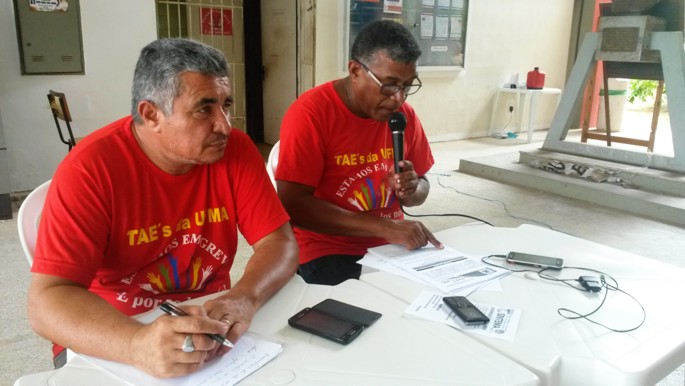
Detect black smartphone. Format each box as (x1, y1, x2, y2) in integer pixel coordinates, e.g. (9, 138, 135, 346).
(312, 299, 382, 327)
(506, 251, 564, 270)
(288, 307, 364, 345)
(442, 296, 490, 325)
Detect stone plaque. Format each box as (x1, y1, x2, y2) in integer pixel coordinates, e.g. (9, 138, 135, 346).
(601, 27, 639, 52)
(596, 16, 666, 62)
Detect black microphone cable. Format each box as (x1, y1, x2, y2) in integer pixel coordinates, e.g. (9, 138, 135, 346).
(480, 254, 646, 333)
(386, 114, 500, 228)
(401, 203, 494, 226)
(415, 171, 556, 230)
(398, 172, 494, 226)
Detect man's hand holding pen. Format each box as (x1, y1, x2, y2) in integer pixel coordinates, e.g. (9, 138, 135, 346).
(129, 304, 230, 378)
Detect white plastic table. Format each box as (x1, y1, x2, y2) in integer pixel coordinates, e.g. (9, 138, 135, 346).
(15, 275, 539, 386)
(361, 223, 685, 386)
(489, 87, 562, 142)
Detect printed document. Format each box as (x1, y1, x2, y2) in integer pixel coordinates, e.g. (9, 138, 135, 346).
(361, 244, 509, 294)
(404, 291, 521, 342)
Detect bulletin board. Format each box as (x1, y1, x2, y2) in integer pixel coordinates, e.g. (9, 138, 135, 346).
(346, 0, 468, 70)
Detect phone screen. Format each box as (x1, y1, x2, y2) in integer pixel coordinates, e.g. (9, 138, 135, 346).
(288, 308, 364, 344)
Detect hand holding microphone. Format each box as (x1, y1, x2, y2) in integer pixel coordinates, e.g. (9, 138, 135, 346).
(389, 111, 406, 173)
(384, 169, 443, 250)
(385, 111, 443, 250)
(388, 111, 418, 200)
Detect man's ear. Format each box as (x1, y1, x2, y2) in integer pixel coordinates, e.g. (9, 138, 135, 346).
(138, 100, 163, 132)
(348, 60, 363, 82)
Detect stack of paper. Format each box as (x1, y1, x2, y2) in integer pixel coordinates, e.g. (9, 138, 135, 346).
(359, 244, 510, 295)
(360, 244, 521, 341)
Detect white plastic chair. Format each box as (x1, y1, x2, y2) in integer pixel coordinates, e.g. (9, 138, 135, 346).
(13, 370, 55, 386)
(17, 180, 51, 266)
(266, 141, 280, 190)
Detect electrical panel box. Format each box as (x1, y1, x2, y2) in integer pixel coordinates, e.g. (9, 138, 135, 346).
(13, 0, 84, 74)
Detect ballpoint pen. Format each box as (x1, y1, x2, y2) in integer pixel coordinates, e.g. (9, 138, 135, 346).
(160, 301, 234, 348)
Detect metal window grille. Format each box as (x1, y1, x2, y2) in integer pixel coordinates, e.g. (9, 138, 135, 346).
(155, 0, 246, 131)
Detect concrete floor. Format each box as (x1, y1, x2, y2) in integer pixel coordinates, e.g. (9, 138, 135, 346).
(3, 121, 684, 385)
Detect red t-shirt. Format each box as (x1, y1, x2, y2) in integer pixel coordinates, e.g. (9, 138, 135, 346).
(32, 116, 289, 316)
(277, 81, 434, 264)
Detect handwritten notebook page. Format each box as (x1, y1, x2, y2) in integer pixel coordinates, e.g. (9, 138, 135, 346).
(82, 332, 282, 386)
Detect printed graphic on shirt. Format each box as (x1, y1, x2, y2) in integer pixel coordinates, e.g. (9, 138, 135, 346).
(333, 147, 401, 219)
(115, 206, 233, 312)
(140, 254, 214, 295)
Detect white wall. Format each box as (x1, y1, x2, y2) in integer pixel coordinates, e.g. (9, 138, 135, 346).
(316, 1, 575, 141)
(1, 0, 574, 192)
(0, 0, 156, 191)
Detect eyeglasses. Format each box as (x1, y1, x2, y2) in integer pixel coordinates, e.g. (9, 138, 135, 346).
(358, 61, 422, 97)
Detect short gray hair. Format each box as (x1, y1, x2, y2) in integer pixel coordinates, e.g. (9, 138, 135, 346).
(131, 38, 230, 123)
(351, 20, 421, 65)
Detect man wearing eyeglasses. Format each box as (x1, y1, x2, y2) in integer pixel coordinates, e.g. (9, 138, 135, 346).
(276, 20, 442, 285)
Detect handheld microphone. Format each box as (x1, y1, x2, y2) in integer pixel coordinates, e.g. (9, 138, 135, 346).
(388, 111, 407, 173)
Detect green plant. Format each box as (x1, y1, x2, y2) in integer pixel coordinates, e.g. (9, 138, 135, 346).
(628, 79, 666, 103)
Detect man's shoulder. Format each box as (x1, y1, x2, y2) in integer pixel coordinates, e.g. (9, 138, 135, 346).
(224, 129, 254, 154)
(56, 116, 137, 174)
(284, 82, 339, 126)
(294, 81, 336, 106)
(302, 81, 333, 95)
(221, 129, 263, 167)
(72, 116, 133, 150)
